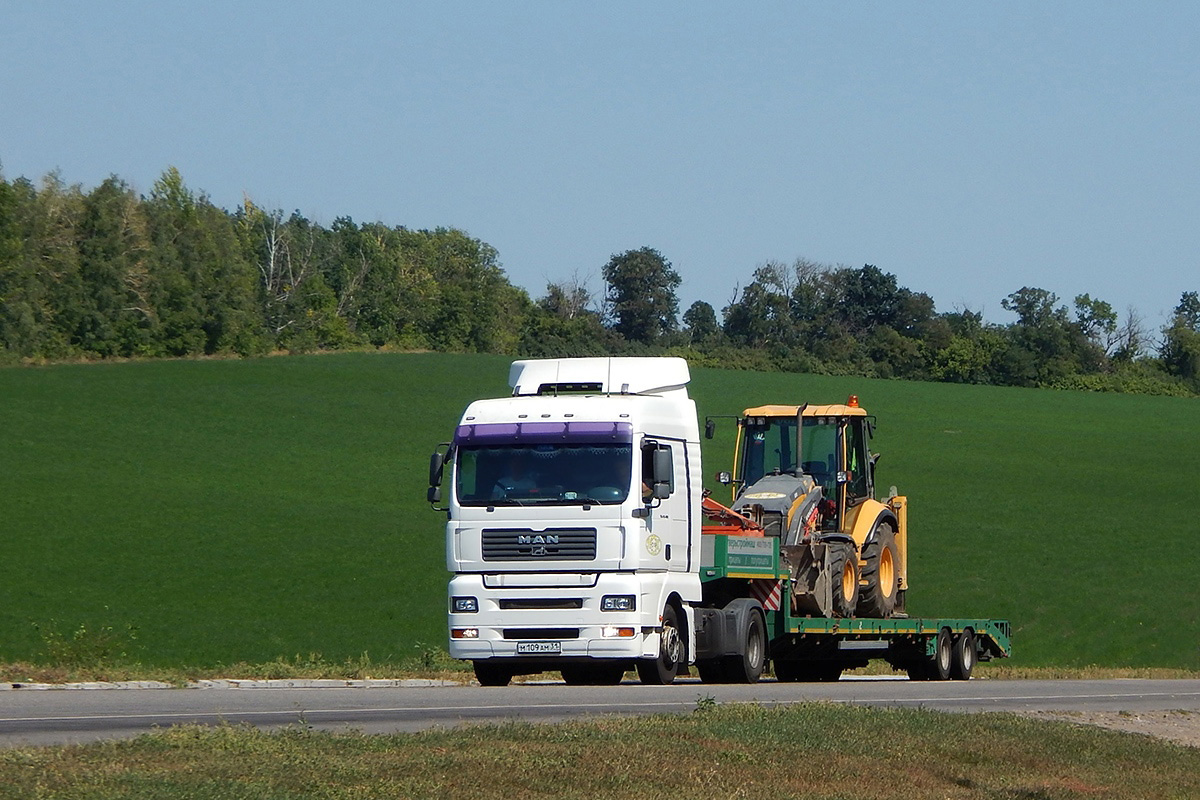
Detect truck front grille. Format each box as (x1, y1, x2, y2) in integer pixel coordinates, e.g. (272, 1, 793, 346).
(482, 528, 597, 561)
(503, 628, 580, 640)
(499, 598, 584, 610)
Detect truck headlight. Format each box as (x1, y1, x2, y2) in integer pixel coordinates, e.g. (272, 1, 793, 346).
(452, 596, 479, 613)
(601, 595, 636, 612)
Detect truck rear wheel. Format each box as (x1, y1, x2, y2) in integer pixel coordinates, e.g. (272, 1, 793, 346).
(856, 522, 899, 618)
(723, 609, 766, 683)
(473, 661, 513, 687)
(636, 604, 683, 685)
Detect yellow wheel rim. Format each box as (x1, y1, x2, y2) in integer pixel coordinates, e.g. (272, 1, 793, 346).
(842, 560, 856, 600)
(880, 547, 895, 598)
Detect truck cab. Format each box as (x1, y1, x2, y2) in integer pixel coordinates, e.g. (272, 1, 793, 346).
(433, 357, 703, 686)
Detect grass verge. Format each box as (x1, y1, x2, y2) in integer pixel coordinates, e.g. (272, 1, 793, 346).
(1, 704, 1197, 799)
(3, 657, 1197, 686)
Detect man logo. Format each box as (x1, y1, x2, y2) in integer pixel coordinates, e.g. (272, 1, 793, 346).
(518, 534, 560, 545)
(531, 545, 547, 557)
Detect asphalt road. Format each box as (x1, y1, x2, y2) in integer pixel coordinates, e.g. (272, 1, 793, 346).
(3, 678, 1199, 749)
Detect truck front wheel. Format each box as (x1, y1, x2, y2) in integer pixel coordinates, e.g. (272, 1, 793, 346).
(561, 663, 626, 685)
(473, 661, 513, 687)
(637, 604, 683, 685)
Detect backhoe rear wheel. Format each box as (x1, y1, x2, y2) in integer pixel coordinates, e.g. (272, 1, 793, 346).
(856, 522, 899, 618)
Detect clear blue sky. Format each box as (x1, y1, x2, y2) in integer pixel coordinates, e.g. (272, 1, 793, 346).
(3, 3, 1196, 328)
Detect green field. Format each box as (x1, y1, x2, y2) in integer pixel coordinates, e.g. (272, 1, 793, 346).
(2, 352, 1197, 670)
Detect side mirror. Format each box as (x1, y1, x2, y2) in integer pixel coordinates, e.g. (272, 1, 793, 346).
(652, 447, 673, 494)
(704, 419, 716, 440)
(652, 482, 671, 500)
(429, 450, 446, 487)
(427, 486, 442, 504)
(716, 471, 732, 485)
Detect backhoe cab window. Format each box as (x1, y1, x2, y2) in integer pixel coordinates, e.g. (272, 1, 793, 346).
(740, 417, 838, 494)
(740, 418, 797, 486)
(456, 444, 632, 506)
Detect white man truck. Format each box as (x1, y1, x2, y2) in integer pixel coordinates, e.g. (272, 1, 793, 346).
(428, 357, 1010, 686)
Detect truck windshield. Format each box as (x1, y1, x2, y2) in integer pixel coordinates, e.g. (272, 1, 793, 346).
(740, 417, 837, 490)
(456, 444, 633, 506)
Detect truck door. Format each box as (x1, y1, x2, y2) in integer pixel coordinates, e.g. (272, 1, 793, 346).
(640, 439, 688, 571)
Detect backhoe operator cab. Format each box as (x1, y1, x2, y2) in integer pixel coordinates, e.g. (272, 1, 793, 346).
(713, 397, 909, 619)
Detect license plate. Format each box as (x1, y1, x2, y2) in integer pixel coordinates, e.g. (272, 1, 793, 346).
(516, 641, 561, 654)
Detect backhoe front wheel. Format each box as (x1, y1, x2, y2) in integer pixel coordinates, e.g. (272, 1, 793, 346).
(637, 604, 683, 685)
(856, 522, 899, 618)
(826, 541, 860, 618)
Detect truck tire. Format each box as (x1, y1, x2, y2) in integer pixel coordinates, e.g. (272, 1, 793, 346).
(636, 604, 683, 685)
(951, 628, 976, 681)
(856, 522, 899, 618)
(773, 659, 801, 682)
(723, 609, 766, 683)
(827, 541, 859, 618)
(696, 659, 728, 684)
(561, 663, 626, 686)
(933, 627, 954, 680)
(906, 628, 953, 680)
(473, 661, 513, 687)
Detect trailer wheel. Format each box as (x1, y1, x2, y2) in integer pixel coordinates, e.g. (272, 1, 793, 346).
(473, 661, 513, 687)
(724, 609, 766, 683)
(636, 604, 683, 685)
(856, 522, 899, 618)
(931, 627, 953, 680)
(951, 628, 976, 681)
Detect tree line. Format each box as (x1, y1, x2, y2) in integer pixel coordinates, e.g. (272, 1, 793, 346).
(1, 167, 1196, 396)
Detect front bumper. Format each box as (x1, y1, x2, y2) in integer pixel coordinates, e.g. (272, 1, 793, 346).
(447, 572, 662, 662)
